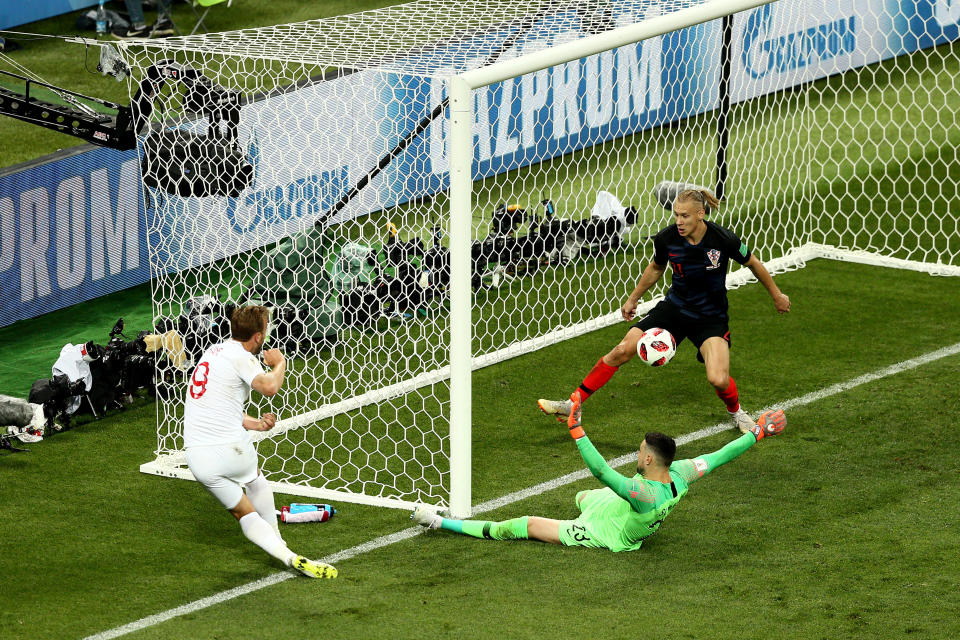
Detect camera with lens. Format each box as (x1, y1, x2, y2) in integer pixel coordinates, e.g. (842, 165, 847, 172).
(154, 296, 234, 365)
(102, 318, 158, 399)
(27, 374, 86, 432)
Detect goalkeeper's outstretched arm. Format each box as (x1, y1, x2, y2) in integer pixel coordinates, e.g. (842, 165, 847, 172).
(566, 394, 659, 513)
(575, 435, 659, 513)
(671, 409, 787, 484)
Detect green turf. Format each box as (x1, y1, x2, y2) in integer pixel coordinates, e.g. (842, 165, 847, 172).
(1, 260, 959, 639)
(2, 4, 959, 639)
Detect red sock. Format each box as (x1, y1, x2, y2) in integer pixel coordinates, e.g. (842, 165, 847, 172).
(578, 359, 618, 401)
(716, 377, 740, 413)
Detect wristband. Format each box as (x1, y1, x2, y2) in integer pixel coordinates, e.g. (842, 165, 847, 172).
(566, 391, 585, 439)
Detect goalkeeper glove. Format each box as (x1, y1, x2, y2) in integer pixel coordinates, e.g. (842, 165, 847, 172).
(566, 391, 585, 440)
(750, 409, 786, 441)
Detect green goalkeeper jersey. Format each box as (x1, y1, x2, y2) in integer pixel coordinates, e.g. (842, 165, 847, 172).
(573, 431, 757, 552)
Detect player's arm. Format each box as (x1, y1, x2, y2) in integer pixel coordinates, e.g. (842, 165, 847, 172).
(566, 395, 658, 512)
(575, 435, 659, 512)
(671, 410, 787, 484)
(743, 254, 790, 314)
(251, 349, 286, 397)
(242, 412, 277, 432)
(621, 261, 667, 321)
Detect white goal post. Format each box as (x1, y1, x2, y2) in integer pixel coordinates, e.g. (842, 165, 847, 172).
(129, 0, 960, 518)
(446, 0, 784, 517)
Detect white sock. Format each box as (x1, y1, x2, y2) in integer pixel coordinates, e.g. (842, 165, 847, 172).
(245, 473, 281, 538)
(238, 512, 296, 566)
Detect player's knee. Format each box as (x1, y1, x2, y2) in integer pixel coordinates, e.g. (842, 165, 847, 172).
(228, 494, 256, 520)
(609, 342, 635, 365)
(706, 371, 729, 390)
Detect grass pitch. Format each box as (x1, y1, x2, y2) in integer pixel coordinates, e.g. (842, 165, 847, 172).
(1, 3, 959, 639)
(1, 260, 960, 640)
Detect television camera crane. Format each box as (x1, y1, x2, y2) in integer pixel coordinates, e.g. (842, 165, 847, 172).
(0, 43, 252, 197)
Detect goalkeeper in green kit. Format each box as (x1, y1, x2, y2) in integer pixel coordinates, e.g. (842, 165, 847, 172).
(413, 392, 786, 551)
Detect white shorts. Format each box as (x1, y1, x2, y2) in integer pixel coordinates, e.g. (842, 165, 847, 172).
(185, 441, 259, 509)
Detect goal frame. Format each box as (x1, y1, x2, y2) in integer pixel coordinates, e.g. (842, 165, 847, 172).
(138, 0, 960, 519)
(447, 0, 785, 517)
(444, 0, 960, 517)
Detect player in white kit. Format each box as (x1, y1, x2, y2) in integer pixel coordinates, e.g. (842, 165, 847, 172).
(183, 305, 337, 578)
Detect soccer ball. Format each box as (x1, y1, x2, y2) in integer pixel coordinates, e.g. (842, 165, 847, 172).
(636, 328, 676, 367)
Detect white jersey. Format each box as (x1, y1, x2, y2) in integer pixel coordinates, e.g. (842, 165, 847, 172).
(183, 340, 264, 448)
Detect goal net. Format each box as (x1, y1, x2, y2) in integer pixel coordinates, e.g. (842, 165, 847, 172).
(128, 0, 960, 516)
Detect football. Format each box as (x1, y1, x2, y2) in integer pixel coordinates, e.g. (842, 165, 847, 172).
(636, 328, 676, 367)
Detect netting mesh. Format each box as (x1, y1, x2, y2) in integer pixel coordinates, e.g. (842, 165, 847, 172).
(131, 0, 960, 509)
(125, 0, 711, 75)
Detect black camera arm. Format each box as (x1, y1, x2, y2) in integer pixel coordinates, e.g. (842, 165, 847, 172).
(0, 48, 240, 151)
(0, 68, 137, 149)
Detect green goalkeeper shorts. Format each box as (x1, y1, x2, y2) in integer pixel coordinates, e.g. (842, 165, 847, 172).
(557, 490, 607, 548)
(558, 519, 607, 549)
(561, 489, 649, 551)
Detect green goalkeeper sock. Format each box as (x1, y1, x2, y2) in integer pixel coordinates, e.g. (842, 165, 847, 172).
(440, 516, 529, 540)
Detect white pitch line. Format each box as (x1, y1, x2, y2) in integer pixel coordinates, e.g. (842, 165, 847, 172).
(85, 341, 960, 640)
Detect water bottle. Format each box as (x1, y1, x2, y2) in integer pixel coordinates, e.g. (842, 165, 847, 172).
(542, 198, 555, 219)
(288, 503, 336, 516)
(95, 0, 108, 38)
(280, 504, 336, 524)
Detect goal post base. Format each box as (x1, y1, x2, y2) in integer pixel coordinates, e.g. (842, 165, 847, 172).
(139, 457, 439, 513)
(806, 244, 960, 277)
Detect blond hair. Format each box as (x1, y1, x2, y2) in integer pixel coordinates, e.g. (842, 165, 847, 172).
(676, 188, 721, 214)
(231, 305, 269, 342)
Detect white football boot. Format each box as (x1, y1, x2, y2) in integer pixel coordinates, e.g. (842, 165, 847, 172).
(729, 408, 755, 434)
(537, 397, 573, 421)
(411, 506, 442, 529)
